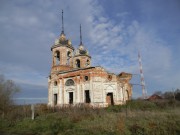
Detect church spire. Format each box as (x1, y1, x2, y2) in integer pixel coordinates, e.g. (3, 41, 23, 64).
(80, 24, 82, 45)
(60, 10, 66, 40)
(61, 10, 64, 34)
(80, 24, 83, 45)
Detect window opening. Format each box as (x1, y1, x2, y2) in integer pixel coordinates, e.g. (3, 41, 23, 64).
(65, 79, 74, 86)
(84, 76, 89, 81)
(86, 59, 90, 67)
(54, 81, 57, 86)
(108, 75, 112, 81)
(67, 51, 71, 65)
(55, 51, 60, 65)
(76, 59, 80, 68)
(54, 94, 57, 105)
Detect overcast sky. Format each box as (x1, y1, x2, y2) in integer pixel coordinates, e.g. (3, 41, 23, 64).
(0, 0, 180, 101)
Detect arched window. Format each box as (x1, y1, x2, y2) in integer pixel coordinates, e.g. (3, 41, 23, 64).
(67, 51, 71, 65)
(55, 51, 60, 65)
(125, 90, 129, 100)
(76, 59, 80, 68)
(108, 75, 112, 81)
(86, 59, 90, 67)
(54, 81, 57, 86)
(65, 79, 75, 86)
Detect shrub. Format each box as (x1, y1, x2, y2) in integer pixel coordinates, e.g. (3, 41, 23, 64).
(126, 100, 157, 111)
(0, 75, 20, 118)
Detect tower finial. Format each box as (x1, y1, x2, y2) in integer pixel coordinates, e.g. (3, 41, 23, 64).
(80, 24, 82, 45)
(61, 10, 64, 34)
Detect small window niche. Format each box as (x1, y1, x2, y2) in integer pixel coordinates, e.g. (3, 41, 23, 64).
(86, 59, 90, 67)
(67, 51, 71, 65)
(84, 76, 89, 81)
(108, 75, 112, 81)
(54, 81, 58, 86)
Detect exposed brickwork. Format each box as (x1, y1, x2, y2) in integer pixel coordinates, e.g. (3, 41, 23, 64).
(51, 65, 72, 73)
(73, 55, 91, 68)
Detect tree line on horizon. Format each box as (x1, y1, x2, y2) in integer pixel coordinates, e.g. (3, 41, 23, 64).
(153, 89, 180, 101)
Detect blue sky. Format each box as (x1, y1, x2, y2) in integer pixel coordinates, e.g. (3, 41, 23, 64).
(0, 0, 180, 101)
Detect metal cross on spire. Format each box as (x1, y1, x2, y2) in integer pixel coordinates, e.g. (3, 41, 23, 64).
(61, 10, 64, 34)
(80, 24, 83, 45)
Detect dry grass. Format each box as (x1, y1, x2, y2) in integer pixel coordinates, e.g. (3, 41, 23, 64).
(0, 100, 180, 135)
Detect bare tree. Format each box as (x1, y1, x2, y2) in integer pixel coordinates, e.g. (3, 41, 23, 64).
(163, 91, 174, 99)
(153, 91, 163, 96)
(0, 75, 20, 117)
(175, 89, 180, 101)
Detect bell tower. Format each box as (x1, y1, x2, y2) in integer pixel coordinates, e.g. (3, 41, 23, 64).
(51, 10, 74, 73)
(73, 24, 91, 68)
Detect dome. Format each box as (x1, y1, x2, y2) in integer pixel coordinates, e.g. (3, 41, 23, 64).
(60, 33, 66, 41)
(79, 49, 87, 55)
(76, 44, 88, 55)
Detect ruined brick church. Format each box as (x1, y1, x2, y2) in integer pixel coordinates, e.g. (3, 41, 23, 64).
(48, 11, 132, 107)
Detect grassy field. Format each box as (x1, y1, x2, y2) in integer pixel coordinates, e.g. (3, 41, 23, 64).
(0, 100, 180, 135)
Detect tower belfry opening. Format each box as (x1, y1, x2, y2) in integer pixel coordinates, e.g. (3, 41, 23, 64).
(55, 51, 60, 65)
(76, 59, 80, 68)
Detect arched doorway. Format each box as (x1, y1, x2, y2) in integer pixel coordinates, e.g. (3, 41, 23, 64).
(106, 93, 114, 105)
(106, 86, 114, 105)
(65, 79, 75, 104)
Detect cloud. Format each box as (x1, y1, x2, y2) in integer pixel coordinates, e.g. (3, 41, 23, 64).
(116, 12, 129, 18)
(0, 63, 47, 87)
(0, 0, 179, 99)
(0, 0, 98, 98)
(82, 1, 179, 95)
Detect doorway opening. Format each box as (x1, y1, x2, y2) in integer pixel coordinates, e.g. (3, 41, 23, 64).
(106, 93, 114, 105)
(69, 92, 73, 104)
(54, 94, 57, 105)
(85, 90, 91, 103)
